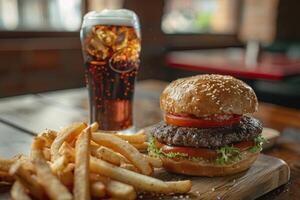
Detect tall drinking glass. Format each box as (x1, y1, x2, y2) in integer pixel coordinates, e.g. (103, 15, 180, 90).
(80, 9, 141, 131)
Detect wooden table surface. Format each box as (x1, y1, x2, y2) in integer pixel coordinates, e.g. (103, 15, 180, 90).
(0, 80, 300, 199)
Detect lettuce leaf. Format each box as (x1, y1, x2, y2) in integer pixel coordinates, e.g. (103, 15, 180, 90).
(148, 137, 188, 159)
(248, 135, 267, 153)
(148, 135, 266, 165)
(215, 146, 241, 165)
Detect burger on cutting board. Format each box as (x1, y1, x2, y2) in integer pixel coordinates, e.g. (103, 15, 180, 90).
(148, 74, 266, 177)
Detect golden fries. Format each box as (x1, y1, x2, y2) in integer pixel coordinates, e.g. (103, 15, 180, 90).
(120, 163, 139, 172)
(31, 137, 72, 200)
(131, 142, 149, 151)
(114, 130, 146, 144)
(105, 179, 136, 200)
(58, 142, 75, 162)
(42, 148, 51, 161)
(90, 157, 191, 194)
(0, 156, 21, 172)
(9, 161, 45, 199)
(50, 155, 68, 174)
(74, 127, 91, 200)
(90, 122, 99, 132)
(57, 163, 74, 187)
(166, 180, 192, 194)
(94, 146, 121, 166)
(11, 181, 32, 200)
(38, 129, 57, 148)
(92, 132, 152, 175)
(90, 157, 170, 193)
(90, 174, 136, 200)
(90, 181, 105, 198)
(144, 155, 162, 168)
(3, 122, 192, 200)
(0, 171, 14, 183)
(51, 122, 87, 161)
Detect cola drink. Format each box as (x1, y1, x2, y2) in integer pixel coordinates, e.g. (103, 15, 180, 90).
(80, 10, 141, 131)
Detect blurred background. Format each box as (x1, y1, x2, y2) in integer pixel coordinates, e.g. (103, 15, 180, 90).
(1, 0, 300, 108)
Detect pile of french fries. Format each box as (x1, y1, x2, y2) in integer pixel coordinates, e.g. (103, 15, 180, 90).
(0, 122, 191, 200)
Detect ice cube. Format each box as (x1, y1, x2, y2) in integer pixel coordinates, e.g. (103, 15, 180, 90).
(114, 27, 128, 51)
(85, 34, 110, 60)
(109, 47, 140, 72)
(96, 27, 117, 47)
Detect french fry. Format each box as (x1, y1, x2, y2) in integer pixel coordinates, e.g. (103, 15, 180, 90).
(18, 158, 35, 174)
(9, 161, 45, 199)
(0, 155, 22, 172)
(0, 158, 14, 172)
(11, 181, 32, 200)
(39, 129, 57, 148)
(0, 171, 14, 183)
(92, 132, 152, 175)
(90, 157, 192, 194)
(74, 127, 91, 200)
(144, 155, 162, 168)
(166, 180, 192, 194)
(90, 181, 105, 198)
(7, 155, 35, 175)
(131, 142, 149, 151)
(51, 122, 87, 161)
(90, 122, 99, 132)
(90, 174, 136, 200)
(93, 146, 121, 166)
(31, 137, 72, 200)
(6, 121, 192, 199)
(89, 144, 99, 156)
(90, 157, 171, 193)
(58, 142, 75, 162)
(120, 163, 139, 172)
(118, 153, 130, 164)
(90, 145, 128, 165)
(50, 155, 68, 174)
(57, 163, 74, 187)
(42, 148, 51, 161)
(114, 130, 146, 144)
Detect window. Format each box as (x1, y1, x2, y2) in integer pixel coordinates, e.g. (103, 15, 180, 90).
(0, 0, 123, 32)
(162, 0, 239, 34)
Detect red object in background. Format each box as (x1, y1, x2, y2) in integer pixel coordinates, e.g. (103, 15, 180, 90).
(166, 49, 300, 80)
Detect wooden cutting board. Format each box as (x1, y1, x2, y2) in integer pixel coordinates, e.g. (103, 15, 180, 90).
(141, 154, 290, 200)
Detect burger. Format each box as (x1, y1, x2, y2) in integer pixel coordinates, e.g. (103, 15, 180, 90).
(148, 74, 265, 177)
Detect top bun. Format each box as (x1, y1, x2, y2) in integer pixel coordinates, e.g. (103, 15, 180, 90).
(160, 74, 258, 117)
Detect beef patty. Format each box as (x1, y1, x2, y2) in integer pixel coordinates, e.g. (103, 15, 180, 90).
(151, 116, 262, 149)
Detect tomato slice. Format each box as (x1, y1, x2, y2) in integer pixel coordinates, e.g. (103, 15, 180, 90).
(233, 140, 255, 151)
(165, 114, 241, 128)
(156, 140, 254, 160)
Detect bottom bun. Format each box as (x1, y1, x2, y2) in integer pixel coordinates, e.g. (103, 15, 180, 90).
(160, 152, 259, 177)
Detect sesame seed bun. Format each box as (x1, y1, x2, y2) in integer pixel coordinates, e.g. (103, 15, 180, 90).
(160, 74, 258, 117)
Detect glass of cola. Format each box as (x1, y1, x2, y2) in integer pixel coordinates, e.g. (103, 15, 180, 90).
(80, 9, 141, 132)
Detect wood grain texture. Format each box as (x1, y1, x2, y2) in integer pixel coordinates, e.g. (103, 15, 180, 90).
(143, 154, 290, 200)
